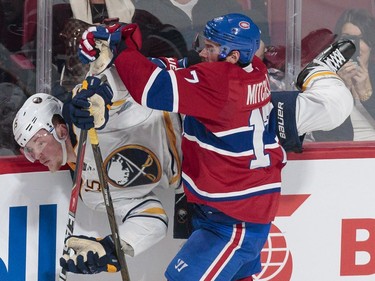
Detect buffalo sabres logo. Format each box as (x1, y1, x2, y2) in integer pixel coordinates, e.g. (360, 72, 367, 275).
(104, 145, 161, 188)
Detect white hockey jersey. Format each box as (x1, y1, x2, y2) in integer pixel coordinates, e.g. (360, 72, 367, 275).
(68, 67, 183, 256)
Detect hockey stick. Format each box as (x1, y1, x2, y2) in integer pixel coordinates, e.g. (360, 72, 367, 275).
(88, 128, 130, 281)
(59, 129, 88, 281)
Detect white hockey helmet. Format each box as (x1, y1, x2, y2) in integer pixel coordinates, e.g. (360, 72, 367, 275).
(13, 93, 63, 147)
(13, 93, 68, 165)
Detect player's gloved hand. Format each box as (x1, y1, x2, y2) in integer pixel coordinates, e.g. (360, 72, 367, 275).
(180, 50, 202, 67)
(79, 23, 142, 65)
(60, 235, 120, 274)
(70, 76, 113, 130)
(78, 24, 121, 64)
(149, 50, 201, 70)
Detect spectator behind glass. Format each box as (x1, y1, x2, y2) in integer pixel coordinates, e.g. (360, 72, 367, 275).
(0, 82, 27, 155)
(0, 0, 35, 92)
(132, 9, 189, 58)
(69, 0, 134, 24)
(57, 0, 135, 92)
(0, 0, 25, 52)
(133, 0, 270, 49)
(311, 9, 375, 141)
(54, 0, 132, 97)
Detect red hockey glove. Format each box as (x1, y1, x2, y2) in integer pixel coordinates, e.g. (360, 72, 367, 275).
(78, 23, 142, 65)
(79, 23, 122, 64)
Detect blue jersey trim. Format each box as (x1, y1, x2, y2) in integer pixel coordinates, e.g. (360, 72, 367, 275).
(147, 70, 175, 111)
(184, 116, 278, 154)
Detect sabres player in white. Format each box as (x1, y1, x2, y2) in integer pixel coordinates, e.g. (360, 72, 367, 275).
(13, 65, 183, 274)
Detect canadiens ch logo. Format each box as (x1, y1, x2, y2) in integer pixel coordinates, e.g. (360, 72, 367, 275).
(104, 145, 161, 188)
(239, 21, 250, 29)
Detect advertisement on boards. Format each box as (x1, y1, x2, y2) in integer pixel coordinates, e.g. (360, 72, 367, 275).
(0, 156, 375, 280)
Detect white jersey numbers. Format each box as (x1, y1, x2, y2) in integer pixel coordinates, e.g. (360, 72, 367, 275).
(184, 70, 199, 84)
(249, 104, 272, 169)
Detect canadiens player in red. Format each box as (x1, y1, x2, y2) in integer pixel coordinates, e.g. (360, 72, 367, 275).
(76, 13, 355, 280)
(79, 13, 285, 280)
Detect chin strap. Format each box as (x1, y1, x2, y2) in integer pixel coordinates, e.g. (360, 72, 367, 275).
(52, 129, 68, 166)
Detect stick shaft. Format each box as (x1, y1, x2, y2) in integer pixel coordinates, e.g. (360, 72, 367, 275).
(88, 128, 130, 281)
(59, 130, 88, 281)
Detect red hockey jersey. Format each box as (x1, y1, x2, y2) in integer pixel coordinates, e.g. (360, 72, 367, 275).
(115, 49, 286, 223)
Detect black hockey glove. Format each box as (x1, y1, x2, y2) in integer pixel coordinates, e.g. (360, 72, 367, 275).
(60, 235, 121, 274)
(70, 76, 113, 130)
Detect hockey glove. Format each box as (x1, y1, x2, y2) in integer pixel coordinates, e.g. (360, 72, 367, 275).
(148, 50, 202, 70)
(180, 49, 202, 67)
(79, 24, 122, 64)
(60, 235, 120, 274)
(70, 76, 113, 130)
(79, 23, 142, 65)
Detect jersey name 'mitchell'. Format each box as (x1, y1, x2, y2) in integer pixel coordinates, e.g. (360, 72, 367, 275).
(246, 74, 271, 105)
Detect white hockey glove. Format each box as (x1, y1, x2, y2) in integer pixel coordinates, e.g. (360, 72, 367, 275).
(60, 235, 121, 274)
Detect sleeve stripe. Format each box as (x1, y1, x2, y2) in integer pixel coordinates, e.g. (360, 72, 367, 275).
(168, 70, 179, 112)
(142, 67, 162, 106)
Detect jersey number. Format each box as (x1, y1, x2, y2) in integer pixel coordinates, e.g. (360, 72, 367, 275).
(249, 104, 272, 169)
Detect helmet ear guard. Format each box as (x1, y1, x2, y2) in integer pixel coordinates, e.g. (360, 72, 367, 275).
(218, 45, 231, 60)
(204, 13, 261, 64)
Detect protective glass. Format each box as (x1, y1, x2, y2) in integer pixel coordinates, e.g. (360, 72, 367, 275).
(20, 129, 53, 163)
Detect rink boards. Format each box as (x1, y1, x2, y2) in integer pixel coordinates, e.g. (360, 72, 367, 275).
(0, 146, 375, 281)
